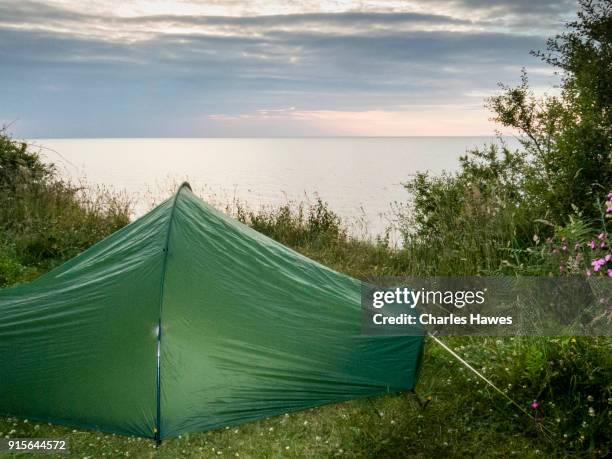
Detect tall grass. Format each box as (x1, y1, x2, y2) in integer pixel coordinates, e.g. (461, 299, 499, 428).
(0, 132, 130, 286)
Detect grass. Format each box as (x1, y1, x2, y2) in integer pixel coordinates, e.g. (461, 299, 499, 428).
(0, 343, 551, 459)
(5, 337, 606, 458)
(0, 135, 610, 457)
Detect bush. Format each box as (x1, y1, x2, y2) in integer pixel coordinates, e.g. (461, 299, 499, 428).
(401, 144, 536, 275)
(402, 0, 611, 275)
(0, 131, 131, 282)
(230, 197, 347, 250)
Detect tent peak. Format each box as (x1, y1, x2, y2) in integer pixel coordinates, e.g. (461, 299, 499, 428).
(176, 182, 192, 194)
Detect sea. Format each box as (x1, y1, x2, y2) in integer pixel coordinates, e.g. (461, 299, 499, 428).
(31, 137, 519, 240)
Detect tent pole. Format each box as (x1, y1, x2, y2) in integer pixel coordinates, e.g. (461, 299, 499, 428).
(155, 317, 162, 447)
(153, 184, 186, 447)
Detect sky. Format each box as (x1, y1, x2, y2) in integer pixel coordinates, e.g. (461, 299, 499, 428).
(0, 0, 577, 137)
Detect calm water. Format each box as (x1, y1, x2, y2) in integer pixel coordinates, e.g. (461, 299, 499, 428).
(32, 137, 517, 238)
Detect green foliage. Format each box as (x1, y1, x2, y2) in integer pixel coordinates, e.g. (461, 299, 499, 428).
(231, 197, 346, 250)
(490, 0, 612, 222)
(505, 195, 612, 276)
(0, 132, 131, 284)
(437, 336, 612, 454)
(403, 0, 612, 274)
(0, 133, 52, 191)
(401, 144, 536, 275)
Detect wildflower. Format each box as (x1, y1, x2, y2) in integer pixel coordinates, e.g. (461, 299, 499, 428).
(531, 401, 540, 410)
(608, 192, 612, 199)
(589, 240, 596, 249)
(606, 254, 612, 262)
(591, 258, 606, 272)
(598, 233, 607, 241)
(586, 269, 592, 277)
(587, 395, 594, 402)
(561, 245, 567, 251)
(608, 269, 612, 277)
(589, 407, 595, 417)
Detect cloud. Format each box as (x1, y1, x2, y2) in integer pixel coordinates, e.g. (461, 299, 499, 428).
(0, 0, 575, 137)
(208, 105, 495, 136)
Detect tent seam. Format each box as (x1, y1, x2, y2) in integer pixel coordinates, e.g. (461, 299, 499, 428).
(154, 182, 191, 444)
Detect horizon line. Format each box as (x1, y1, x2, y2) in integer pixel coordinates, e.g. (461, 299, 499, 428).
(27, 135, 514, 140)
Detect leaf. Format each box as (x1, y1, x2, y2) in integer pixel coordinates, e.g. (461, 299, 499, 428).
(534, 219, 555, 227)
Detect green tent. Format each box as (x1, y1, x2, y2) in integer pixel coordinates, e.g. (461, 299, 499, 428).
(0, 183, 423, 441)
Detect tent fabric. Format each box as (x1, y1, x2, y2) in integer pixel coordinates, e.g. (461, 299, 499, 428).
(0, 183, 424, 440)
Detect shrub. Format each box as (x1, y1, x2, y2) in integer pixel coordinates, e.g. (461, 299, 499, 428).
(402, 0, 612, 275)
(0, 131, 131, 281)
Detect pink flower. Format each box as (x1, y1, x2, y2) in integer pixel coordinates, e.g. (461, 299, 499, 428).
(601, 242, 607, 249)
(608, 269, 612, 277)
(589, 240, 596, 249)
(607, 205, 612, 213)
(586, 269, 593, 277)
(599, 233, 607, 241)
(606, 254, 612, 262)
(608, 192, 612, 199)
(592, 258, 606, 272)
(531, 401, 540, 410)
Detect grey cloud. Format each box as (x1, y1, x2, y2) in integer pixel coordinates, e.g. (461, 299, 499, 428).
(0, 0, 571, 137)
(452, 0, 576, 13)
